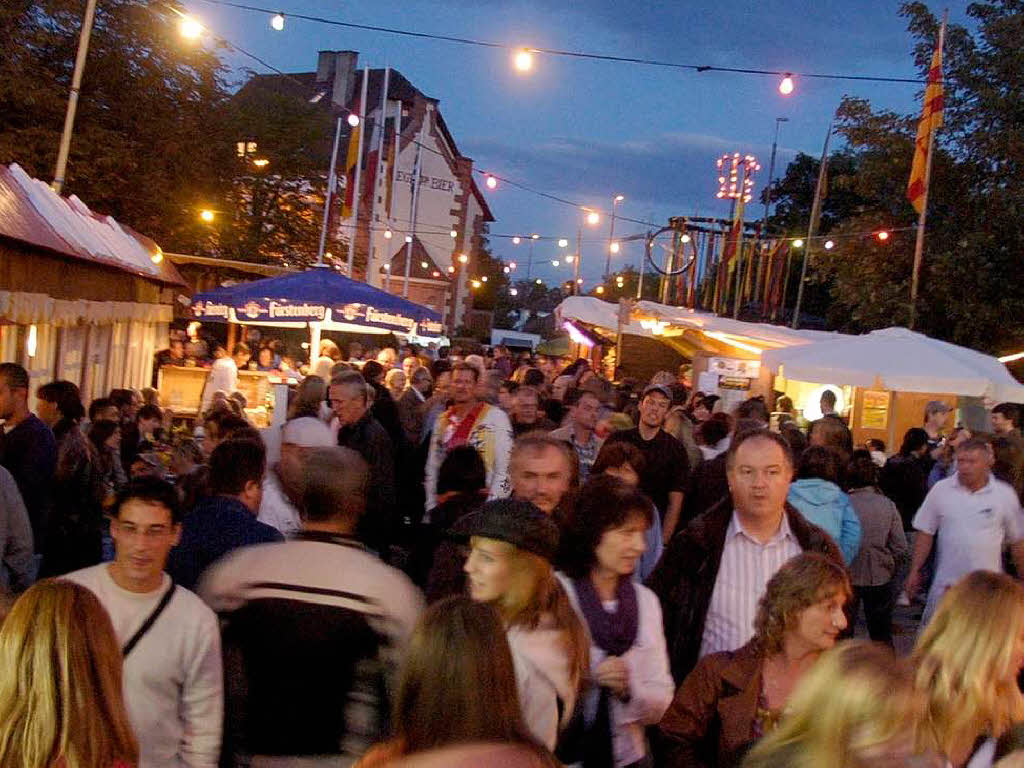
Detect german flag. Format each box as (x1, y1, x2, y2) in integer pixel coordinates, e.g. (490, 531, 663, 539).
(907, 42, 944, 213)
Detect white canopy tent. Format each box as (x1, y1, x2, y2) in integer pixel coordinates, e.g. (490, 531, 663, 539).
(761, 327, 1024, 402)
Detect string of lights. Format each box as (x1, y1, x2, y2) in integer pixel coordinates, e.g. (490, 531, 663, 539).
(189, 0, 929, 87)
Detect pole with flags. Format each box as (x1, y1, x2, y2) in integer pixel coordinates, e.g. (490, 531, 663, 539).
(792, 121, 832, 329)
(908, 12, 947, 330)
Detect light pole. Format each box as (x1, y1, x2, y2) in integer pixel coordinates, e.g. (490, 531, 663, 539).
(604, 194, 624, 277)
(762, 117, 787, 319)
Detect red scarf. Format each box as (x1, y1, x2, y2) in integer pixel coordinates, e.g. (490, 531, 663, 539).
(444, 402, 487, 449)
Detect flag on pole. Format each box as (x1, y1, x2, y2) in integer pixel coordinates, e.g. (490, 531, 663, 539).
(341, 97, 362, 219)
(907, 42, 944, 213)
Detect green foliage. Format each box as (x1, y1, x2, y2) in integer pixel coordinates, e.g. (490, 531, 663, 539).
(0, 0, 234, 252)
(767, 2, 1024, 353)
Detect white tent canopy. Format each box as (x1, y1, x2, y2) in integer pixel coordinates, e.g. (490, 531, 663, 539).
(762, 327, 1024, 402)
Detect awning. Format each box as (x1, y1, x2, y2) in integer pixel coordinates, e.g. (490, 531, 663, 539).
(762, 326, 1024, 401)
(0, 290, 173, 327)
(190, 266, 444, 339)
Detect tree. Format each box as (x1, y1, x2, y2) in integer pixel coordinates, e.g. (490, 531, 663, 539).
(0, 0, 234, 252)
(767, 2, 1024, 352)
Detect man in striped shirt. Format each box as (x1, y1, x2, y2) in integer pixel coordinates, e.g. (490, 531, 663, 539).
(647, 429, 843, 683)
(199, 446, 423, 766)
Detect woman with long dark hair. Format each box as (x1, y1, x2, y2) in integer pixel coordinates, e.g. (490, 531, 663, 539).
(356, 596, 557, 767)
(558, 475, 674, 767)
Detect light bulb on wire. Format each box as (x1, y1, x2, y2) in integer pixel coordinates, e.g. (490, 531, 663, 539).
(514, 49, 534, 73)
(485, 174, 497, 189)
(779, 73, 794, 95)
(347, 113, 360, 127)
(512, 236, 521, 245)
(270, 12, 285, 30)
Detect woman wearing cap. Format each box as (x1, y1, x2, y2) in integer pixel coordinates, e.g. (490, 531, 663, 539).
(556, 475, 674, 767)
(461, 498, 589, 752)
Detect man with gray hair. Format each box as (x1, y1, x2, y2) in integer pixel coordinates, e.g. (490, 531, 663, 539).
(201, 446, 423, 767)
(330, 371, 396, 554)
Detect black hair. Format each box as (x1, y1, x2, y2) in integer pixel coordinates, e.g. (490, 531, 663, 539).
(866, 438, 886, 452)
(820, 389, 837, 408)
(780, 421, 809, 468)
(37, 380, 85, 422)
(993, 402, 1020, 427)
(560, 475, 653, 579)
(87, 419, 120, 453)
(430, 359, 452, 380)
(726, 428, 795, 471)
(208, 438, 266, 496)
(115, 476, 183, 524)
(735, 396, 770, 424)
(88, 397, 115, 422)
(522, 368, 545, 388)
(591, 441, 646, 477)
(797, 445, 841, 485)
(500, 380, 519, 395)
(697, 414, 732, 447)
(898, 427, 930, 456)
(108, 389, 134, 409)
(437, 445, 487, 497)
(361, 359, 386, 384)
(846, 449, 879, 489)
(0, 362, 29, 390)
(564, 387, 601, 408)
(138, 404, 162, 422)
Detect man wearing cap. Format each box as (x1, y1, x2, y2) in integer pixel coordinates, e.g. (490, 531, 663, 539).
(606, 383, 691, 543)
(258, 417, 335, 537)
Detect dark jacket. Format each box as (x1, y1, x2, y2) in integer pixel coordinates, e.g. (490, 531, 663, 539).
(658, 640, 763, 768)
(878, 453, 928, 530)
(646, 499, 844, 684)
(337, 410, 397, 553)
(396, 387, 428, 446)
(0, 413, 56, 553)
(168, 494, 283, 590)
(685, 452, 729, 524)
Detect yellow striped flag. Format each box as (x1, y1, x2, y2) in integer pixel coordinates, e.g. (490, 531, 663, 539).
(907, 43, 944, 213)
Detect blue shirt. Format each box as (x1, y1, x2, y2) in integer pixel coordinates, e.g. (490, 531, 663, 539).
(168, 495, 283, 590)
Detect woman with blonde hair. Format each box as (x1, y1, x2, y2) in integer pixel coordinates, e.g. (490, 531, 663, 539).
(385, 367, 407, 401)
(0, 579, 138, 768)
(659, 552, 851, 767)
(742, 640, 922, 768)
(458, 498, 589, 752)
(913, 570, 1024, 767)
(356, 596, 557, 767)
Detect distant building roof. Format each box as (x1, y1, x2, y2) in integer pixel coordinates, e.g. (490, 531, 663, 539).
(0, 164, 185, 286)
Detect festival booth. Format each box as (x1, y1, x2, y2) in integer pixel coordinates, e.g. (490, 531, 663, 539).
(0, 164, 184, 407)
(181, 266, 444, 424)
(761, 327, 1024, 448)
(555, 296, 843, 410)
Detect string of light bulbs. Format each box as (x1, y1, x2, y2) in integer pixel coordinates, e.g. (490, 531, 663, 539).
(188, 0, 931, 89)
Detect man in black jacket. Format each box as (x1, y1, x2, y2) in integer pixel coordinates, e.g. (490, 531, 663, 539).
(646, 428, 844, 683)
(330, 371, 397, 555)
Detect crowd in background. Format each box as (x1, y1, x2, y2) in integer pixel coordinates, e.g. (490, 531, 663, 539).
(3, 335, 1024, 768)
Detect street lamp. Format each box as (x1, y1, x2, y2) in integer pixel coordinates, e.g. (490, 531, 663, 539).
(605, 194, 624, 276)
(199, 209, 215, 223)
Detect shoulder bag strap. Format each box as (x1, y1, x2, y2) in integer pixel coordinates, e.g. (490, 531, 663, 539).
(122, 581, 177, 658)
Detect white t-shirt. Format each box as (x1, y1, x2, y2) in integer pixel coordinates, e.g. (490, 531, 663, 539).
(913, 474, 1024, 623)
(65, 564, 223, 768)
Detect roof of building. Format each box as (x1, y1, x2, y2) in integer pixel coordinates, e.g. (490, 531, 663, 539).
(0, 164, 185, 286)
(382, 236, 451, 282)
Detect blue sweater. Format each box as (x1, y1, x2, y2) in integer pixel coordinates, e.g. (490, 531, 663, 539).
(787, 478, 862, 564)
(168, 495, 283, 590)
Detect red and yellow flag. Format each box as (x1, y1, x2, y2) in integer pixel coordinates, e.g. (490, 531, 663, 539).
(907, 43, 944, 213)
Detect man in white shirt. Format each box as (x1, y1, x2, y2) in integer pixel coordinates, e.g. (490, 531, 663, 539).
(905, 437, 1024, 625)
(647, 429, 844, 682)
(201, 342, 249, 412)
(65, 477, 223, 768)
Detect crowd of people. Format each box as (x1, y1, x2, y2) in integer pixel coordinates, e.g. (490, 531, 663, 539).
(3, 340, 1024, 768)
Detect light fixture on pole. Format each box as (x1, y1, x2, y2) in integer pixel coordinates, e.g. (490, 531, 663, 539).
(605, 194, 624, 276)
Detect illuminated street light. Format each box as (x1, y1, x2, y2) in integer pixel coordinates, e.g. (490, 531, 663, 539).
(558, 238, 569, 248)
(586, 211, 600, 226)
(180, 16, 203, 39)
(199, 209, 215, 222)
(792, 238, 804, 248)
(514, 49, 534, 73)
(270, 12, 285, 30)
(458, 253, 468, 264)
(610, 242, 620, 254)
(347, 113, 360, 127)
(779, 73, 794, 95)
(824, 240, 835, 250)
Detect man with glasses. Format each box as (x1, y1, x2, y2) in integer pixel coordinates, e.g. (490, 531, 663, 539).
(66, 476, 223, 767)
(606, 383, 691, 542)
